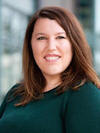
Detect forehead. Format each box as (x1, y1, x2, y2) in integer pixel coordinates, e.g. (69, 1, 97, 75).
(33, 18, 65, 33)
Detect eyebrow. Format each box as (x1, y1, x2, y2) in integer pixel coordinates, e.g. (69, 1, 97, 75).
(34, 32, 66, 36)
(34, 33, 46, 36)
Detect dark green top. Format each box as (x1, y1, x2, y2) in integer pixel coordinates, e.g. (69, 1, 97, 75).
(0, 82, 100, 133)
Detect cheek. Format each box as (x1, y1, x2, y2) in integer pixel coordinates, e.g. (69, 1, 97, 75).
(61, 41, 72, 54)
(32, 44, 40, 56)
(31, 44, 45, 63)
(62, 44, 73, 63)
(31, 46, 40, 66)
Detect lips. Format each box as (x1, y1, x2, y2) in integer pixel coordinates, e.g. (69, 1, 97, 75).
(44, 54, 61, 62)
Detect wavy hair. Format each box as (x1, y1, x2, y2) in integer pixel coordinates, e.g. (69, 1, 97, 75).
(12, 6, 100, 106)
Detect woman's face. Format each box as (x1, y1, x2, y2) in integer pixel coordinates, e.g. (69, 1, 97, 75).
(31, 18, 73, 80)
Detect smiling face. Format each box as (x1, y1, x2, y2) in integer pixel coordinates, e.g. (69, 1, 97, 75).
(31, 18, 73, 82)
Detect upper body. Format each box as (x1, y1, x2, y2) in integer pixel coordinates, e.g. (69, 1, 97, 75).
(0, 82, 100, 133)
(1, 6, 100, 133)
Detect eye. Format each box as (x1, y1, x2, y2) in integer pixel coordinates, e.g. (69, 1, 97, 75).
(37, 36, 47, 40)
(56, 36, 66, 39)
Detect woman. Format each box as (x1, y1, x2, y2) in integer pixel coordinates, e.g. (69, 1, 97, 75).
(0, 6, 100, 133)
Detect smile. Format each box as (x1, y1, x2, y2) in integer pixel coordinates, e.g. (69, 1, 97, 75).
(44, 55, 61, 62)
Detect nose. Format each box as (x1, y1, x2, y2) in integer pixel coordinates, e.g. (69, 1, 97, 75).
(47, 38, 57, 50)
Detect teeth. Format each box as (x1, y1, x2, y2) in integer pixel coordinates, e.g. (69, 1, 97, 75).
(45, 56, 60, 61)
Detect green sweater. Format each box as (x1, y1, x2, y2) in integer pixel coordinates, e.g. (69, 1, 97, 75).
(0, 82, 100, 133)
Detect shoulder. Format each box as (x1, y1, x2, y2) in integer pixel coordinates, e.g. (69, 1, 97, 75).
(65, 82, 100, 132)
(77, 81, 100, 93)
(61, 81, 100, 104)
(70, 81, 100, 101)
(1, 83, 20, 103)
(0, 83, 20, 118)
(67, 81, 100, 114)
(5, 83, 21, 103)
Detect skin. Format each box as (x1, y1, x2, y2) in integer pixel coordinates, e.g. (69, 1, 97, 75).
(31, 18, 73, 92)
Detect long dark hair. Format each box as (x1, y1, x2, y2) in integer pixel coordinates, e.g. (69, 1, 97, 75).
(12, 6, 100, 106)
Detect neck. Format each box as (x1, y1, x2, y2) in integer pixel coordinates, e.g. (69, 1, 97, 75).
(43, 75, 61, 92)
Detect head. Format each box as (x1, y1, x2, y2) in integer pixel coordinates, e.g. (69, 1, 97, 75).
(19, 6, 100, 104)
(31, 17, 73, 87)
